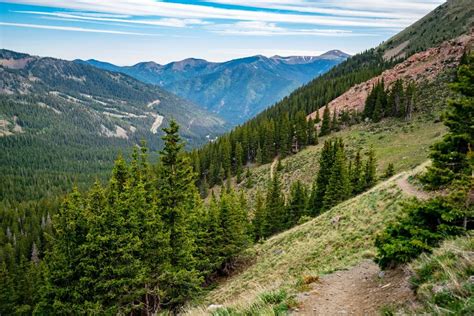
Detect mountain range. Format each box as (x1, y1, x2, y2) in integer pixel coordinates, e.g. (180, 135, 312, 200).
(78, 50, 349, 125)
(0, 49, 226, 200)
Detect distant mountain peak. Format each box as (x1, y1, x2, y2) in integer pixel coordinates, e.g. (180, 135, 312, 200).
(320, 50, 351, 59)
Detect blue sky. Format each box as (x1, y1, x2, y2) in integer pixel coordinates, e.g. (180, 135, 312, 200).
(0, 0, 444, 65)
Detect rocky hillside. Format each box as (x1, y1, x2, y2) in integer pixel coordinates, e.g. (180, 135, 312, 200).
(80, 51, 349, 125)
(307, 33, 473, 121)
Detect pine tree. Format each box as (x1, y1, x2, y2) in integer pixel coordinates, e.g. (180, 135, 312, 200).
(221, 138, 232, 177)
(155, 120, 202, 309)
(308, 139, 335, 215)
(245, 167, 254, 188)
(37, 188, 87, 314)
(404, 82, 416, 120)
(389, 79, 404, 117)
(83, 181, 145, 314)
(286, 181, 308, 228)
(372, 91, 384, 122)
(364, 83, 377, 119)
(264, 172, 286, 236)
(279, 114, 292, 158)
(422, 53, 473, 187)
(307, 117, 316, 145)
(252, 190, 266, 241)
(295, 110, 308, 150)
(315, 110, 321, 123)
(235, 142, 244, 183)
(218, 190, 250, 274)
(319, 106, 331, 136)
(256, 144, 263, 165)
(363, 148, 377, 189)
(350, 150, 364, 194)
(323, 140, 351, 210)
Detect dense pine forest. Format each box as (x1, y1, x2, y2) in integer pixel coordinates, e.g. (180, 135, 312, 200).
(0, 118, 380, 314)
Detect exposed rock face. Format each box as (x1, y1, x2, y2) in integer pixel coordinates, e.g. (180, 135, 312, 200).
(307, 33, 473, 121)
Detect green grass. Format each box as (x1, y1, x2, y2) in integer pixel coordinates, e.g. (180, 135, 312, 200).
(212, 113, 446, 204)
(190, 167, 429, 313)
(408, 234, 474, 315)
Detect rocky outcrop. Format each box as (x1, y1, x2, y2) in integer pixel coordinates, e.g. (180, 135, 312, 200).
(307, 33, 473, 121)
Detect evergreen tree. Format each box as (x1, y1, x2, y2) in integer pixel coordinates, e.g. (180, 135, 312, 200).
(218, 190, 250, 274)
(155, 120, 202, 309)
(264, 172, 286, 236)
(315, 110, 321, 123)
(235, 142, 244, 183)
(319, 106, 331, 136)
(323, 141, 351, 210)
(307, 117, 316, 146)
(350, 150, 364, 194)
(363, 148, 377, 189)
(422, 53, 473, 187)
(252, 191, 266, 241)
(286, 181, 308, 228)
(279, 114, 292, 158)
(372, 91, 384, 122)
(295, 110, 308, 150)
(256, 144, 263, 165)
(308, 139, 335, 215)
(36, 188, 87, 314)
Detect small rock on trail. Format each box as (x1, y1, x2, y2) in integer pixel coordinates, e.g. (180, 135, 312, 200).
(293, 260, 416, 315)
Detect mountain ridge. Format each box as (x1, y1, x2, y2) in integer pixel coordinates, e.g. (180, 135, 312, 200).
(79, 50, 349, 125)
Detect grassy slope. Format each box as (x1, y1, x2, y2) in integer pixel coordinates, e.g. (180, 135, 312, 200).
(192, 71, 456, 313)
(191, 166, 429, 313)
(408, 234, 474, 314)
(210, 69, 453, 203)
(211, 114, 446, 205)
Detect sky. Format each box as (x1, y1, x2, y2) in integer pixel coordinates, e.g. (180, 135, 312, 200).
(0, 0, 445, 65)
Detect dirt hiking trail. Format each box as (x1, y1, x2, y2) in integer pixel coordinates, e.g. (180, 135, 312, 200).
(396, 174, 431, 200)
(293, 260, 416, 315)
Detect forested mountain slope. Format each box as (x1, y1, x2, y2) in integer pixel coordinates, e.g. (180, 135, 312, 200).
(0, 50, 227, 201)
(380, 0, 474, 60)
(79, 50, 349, 125)
(190, 0, 474, 192)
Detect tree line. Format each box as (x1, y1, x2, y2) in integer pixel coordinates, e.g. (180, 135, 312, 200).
(189, 49, 395, 191)
(253, 138, 378, 240)
(1, 120, 381, 314)
(363, 79, 417, 122)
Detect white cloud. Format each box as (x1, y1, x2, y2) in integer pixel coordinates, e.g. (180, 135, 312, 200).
(209, 21, 361, 36)
(0, 22, 157, 36)
(2, 0, 437, 28)
(14, 11, 210, 28)
(206, 0, 443, 17)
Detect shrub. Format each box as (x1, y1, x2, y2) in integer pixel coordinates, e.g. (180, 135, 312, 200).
(375, 196, 466, 268)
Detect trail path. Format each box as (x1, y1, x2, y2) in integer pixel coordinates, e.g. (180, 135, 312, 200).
(270, 157, 279, 179)
(396, 174, 431, 200)
(293, 260, 416, 315)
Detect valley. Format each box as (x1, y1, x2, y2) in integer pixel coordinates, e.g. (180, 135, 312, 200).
(81, 51, 349, 126)
(0, 0, 473, 315)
